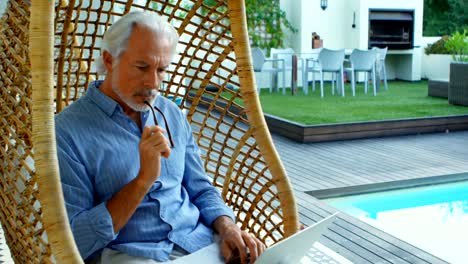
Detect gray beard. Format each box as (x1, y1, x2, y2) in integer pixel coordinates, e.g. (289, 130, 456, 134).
(111, 75, 157, 112)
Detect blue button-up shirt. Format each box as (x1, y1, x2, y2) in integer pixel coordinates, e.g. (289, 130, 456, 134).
(55, 81, 235, 261)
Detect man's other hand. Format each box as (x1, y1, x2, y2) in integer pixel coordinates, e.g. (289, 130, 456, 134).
(213, 216, 266, 264)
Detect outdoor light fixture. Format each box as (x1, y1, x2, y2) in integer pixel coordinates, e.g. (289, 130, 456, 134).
(320, 0, 328, 10)
(352, 11, 356, 28)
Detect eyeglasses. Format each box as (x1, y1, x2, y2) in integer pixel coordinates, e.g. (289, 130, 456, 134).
(144, 101, 175, 148)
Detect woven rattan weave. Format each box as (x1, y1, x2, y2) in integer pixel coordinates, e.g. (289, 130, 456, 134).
(0, 0, 298, 262)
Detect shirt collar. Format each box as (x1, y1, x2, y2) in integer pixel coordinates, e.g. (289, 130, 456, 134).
(86, 80, 150, 124)
(86, 80, 120, 117)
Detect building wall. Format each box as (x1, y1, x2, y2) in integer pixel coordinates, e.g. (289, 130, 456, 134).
(280, 0, 424, 81)
(297, 0, 353, 53)
(421, 37, 452, 80)
(283, 0, 425, 52)
(280, 0, 302, 52)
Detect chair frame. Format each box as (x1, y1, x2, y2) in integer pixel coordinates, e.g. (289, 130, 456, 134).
(270, 48, 296, 95)
(0, 0, 299, 263)
(251, 47, 286, 94)
(304, 49, 345, 98)
(300, 50, 321, 95)
(345, 49, 377, 96)
(373, 47, 388, 91)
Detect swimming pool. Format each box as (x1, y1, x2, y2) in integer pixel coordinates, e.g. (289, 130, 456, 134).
(325, 180, 468, 264)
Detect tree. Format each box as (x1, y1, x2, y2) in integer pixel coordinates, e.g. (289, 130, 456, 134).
(424, 0, 468, 36)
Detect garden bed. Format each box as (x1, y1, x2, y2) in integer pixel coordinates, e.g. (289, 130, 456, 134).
(189, 85, 468, 143)
(265, 113, 468, 143)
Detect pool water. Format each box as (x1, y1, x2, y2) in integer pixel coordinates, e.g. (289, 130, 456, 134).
(325, 181, 468, 264)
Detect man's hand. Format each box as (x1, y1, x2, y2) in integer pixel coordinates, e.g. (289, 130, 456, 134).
(138, 125, 171, 188)
(213, 216, 266, 264)
(106, 125, 171, 233)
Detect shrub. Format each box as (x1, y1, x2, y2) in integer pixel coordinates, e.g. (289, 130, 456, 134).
(445, 30, 468, 62)
(424, 36, 450, 55)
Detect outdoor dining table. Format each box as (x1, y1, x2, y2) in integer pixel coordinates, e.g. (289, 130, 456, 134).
(291, 54, 298, 95)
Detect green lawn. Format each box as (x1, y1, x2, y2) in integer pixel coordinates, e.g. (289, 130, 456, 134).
(257, 81, 468, 125)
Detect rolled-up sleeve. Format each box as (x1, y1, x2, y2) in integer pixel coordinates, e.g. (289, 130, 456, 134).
(181, 118, 235, 226)
(56, 133, 117, 260)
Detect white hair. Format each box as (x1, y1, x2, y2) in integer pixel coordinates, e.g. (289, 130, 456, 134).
(96, 11, 179, 74)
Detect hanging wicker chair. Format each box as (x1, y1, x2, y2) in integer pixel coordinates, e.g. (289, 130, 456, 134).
(0, 0, 298, 262)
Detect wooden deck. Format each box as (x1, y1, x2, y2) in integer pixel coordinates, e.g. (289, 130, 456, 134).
(272, 130, 468, 263)
(274, 130, 468, 192)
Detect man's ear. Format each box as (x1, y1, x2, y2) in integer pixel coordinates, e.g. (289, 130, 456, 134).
(102, 50, 114, 73)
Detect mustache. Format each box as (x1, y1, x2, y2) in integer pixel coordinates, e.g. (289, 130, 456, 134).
(133, 89, 157, 97)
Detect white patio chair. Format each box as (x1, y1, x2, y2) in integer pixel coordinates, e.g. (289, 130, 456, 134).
(345, 49, 377, 96)
(271, 48, 296, 94)
(270, 48, 295, 69)
(272, 48, 315, 95)
(303, 48, 345, 98)
(373, 47, 388, 90)
(251, 47, 286, 94)
(300, 49, 321, 95)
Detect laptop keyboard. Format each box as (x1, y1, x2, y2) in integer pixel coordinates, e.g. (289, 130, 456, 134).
(303, 246, 339, 264)
(301, 242, 352, 264)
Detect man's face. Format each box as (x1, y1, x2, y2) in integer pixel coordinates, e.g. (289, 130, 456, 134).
(109, 25, 173, 112)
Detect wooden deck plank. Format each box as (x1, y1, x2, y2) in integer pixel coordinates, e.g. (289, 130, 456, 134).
(273, 131, 468, 192)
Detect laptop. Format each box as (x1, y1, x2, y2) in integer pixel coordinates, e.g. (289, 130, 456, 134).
(254, 213, 339, 264)
(171, 213, 339, 264)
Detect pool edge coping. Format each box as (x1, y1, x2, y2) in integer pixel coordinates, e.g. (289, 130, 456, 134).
(307, 172, 468, 199)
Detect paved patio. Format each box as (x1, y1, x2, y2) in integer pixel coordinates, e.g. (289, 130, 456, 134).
(272, 130, 468, 263)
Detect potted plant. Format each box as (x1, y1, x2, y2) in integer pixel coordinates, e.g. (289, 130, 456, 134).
(446, 30, 468, 106)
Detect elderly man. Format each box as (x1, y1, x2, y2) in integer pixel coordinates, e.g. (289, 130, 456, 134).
(55, 11, 264, 264)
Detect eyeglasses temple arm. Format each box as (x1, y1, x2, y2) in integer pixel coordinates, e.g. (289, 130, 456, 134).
(152, 105, 175, 148)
